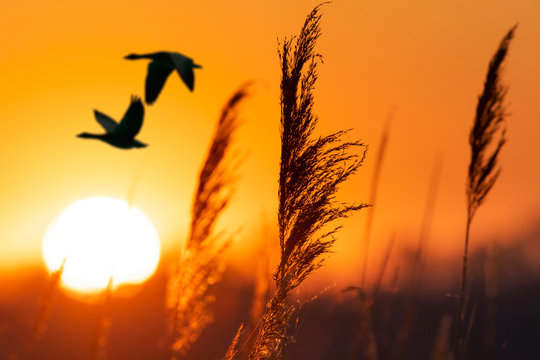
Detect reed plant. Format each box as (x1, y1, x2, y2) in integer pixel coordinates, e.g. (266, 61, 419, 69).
(454, 24, 517, 360)
(246, 4, 368, 360)
(349, 118, 394, 360)
(167, 84, 250, 359)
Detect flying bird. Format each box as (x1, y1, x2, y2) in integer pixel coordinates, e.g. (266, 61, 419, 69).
(124, 51, 202, 105)
(77, 96, 147, 149)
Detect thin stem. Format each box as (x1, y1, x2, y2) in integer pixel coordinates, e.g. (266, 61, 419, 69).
(361, 112, 393, 286)
(455, 216, 472, 360)
(23, 259, 66, 359)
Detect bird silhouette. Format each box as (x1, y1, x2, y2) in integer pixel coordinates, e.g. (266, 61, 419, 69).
(77, 96, 147, 149)
(124, 51, 202, 105)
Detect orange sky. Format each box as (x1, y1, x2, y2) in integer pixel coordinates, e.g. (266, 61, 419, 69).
(0, 0, 539, 287)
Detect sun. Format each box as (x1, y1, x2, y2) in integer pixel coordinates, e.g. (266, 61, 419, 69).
(42, 197, 160, 293)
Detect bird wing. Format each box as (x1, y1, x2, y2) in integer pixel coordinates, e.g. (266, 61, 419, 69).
(124, 51, 168, 60)
(93, 110, 118, 133)
(169, 53, 198, 91)
(112, 96, 145, 138)
(145, 60, 174, 105)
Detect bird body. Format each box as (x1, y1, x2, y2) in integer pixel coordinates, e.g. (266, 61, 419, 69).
(125, 51, 202, 104)
(77, 96, 147, 149)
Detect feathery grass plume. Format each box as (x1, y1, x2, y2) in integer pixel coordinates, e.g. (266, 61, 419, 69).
(361, 110, 394, 286)
(88, 277, 114, 360)
(167, 84, 249, 359)
(247, 4, 368, 360)
(22, 259, 66, 359)
(454, 24, 516, 360)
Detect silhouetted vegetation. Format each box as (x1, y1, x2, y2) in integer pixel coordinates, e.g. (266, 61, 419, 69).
(4, 5, 536, 360)
(455, 24, 517, 360)
(167, 84, 249, 359)
(247, 4, 368, 359)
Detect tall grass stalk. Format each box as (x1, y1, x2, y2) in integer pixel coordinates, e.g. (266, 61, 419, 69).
(126, 162, 145, 207)
(167, 85, 249, 359)
(346, 233, 396, 360)
(223, 324, 244, 360)
(352, 116, 395, 360)
(454, 25, 517, 360)
(483, 243, 498, 359)
(393, 155, 442, 360)
(361, 111, 393, 286)
(247, 5, 368, 359)
(411, 154, 443, 287)
(430, 315, 452, 360)
(237, 225, 273, 360)
(23, 260, 65, 359)
(372, 232, 396, 299)
(249, 223, 272, 330)
(88, 277, 113, 360)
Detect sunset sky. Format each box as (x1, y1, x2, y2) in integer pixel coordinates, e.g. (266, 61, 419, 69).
(1, 0, 539, 288)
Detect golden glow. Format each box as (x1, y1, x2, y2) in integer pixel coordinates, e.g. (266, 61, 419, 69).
(42, 197, 160, 293)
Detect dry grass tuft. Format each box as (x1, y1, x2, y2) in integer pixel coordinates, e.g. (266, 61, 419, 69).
(455, 24, 517, 360)
(247, 4, 368, 360)
(167, 84, 250, 359)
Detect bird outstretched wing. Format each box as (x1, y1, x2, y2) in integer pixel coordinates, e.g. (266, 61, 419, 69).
(145, 61, 174, 104)
(93, 110, 118, 133)
(113, 96, 145, 138)
(169, 53, 199, 91)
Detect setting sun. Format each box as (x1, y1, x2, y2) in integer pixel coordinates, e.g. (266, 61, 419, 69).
(42, 197, 160, 293)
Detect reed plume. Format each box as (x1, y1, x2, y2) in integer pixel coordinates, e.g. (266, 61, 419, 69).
(454, 24, 517, 360)
(167, 84, 249, 359)
(247, 5, 368, 360)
